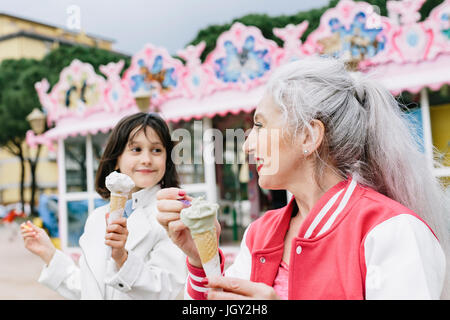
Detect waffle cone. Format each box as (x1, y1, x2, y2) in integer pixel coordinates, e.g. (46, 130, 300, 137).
(110, 194, 127, 212)
(107, 194, 127, 224)
(192, 227, 218, 264)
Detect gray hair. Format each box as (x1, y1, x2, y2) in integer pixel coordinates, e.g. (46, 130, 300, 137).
(267, 56, 450, 298)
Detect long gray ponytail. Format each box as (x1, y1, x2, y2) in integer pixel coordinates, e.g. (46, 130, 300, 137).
(267, 56, 450, 298)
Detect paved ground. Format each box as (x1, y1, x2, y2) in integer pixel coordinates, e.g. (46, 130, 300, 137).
(0, 223, 65, 300)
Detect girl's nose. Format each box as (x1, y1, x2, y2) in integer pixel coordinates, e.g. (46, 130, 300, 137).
(140, 150, 152, 164)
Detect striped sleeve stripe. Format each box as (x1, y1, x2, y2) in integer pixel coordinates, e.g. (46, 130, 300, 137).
(185, 249, 226, 300)
(186, 277, 208, 300)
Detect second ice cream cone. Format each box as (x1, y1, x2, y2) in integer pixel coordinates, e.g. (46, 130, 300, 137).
(192, 226, 218, 264)
(180, 197, 222, 278)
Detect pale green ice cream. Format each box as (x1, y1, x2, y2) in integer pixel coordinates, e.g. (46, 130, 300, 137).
(180, 197, 219, 234)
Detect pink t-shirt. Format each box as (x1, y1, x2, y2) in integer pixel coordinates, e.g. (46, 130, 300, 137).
(273, 261, 289, 300)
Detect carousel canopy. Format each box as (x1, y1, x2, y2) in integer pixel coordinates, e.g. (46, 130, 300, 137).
(31, 0, 450, 147)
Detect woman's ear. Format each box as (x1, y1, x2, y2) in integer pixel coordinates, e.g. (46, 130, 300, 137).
(300, 119, 325, 156)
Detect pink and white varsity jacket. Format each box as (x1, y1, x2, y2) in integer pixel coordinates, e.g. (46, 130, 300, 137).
(186, 178, 446, 299)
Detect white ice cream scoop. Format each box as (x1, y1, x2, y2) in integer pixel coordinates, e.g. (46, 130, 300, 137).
(105, 171, 135, 195)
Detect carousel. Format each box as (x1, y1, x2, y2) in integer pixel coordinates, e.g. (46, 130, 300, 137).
(26, 0, 450, 258)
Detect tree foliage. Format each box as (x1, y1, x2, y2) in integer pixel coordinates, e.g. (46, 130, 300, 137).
(0, 45, 130, 147)
(0, 45, 130, 211)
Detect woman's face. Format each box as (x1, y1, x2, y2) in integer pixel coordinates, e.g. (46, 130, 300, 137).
(116, 126, 166, 192)
(243, 93, 304, 190)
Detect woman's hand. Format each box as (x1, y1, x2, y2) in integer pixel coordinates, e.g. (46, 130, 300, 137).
(156, 188, 221, 268)
(20, 221, 56, 265)
(105, 217, 128, 268)
(205, 276, 281, 300)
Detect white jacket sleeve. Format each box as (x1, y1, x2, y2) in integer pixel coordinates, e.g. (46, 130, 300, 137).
(38, 249, 82, 300)
(225, 226, 252, 280)
(104, 230, 186, 300)
(364, 214, 446, 299)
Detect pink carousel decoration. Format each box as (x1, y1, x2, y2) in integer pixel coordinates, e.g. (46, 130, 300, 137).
(122, 43, 184, 111)
(100, 60, 135, 113)
(273, 21, 309, 63)
(303, 0, 393, 70)
(204, 22, 281, 91)
(177, 41, 215, 99)
(30, 0, 450, 142)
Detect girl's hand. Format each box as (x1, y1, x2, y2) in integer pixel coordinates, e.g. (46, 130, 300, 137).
(205, 276, 281, 300)
(105, 217, 128, 268)
(20, 221, 56, 265)
(156, 188, 221, 268)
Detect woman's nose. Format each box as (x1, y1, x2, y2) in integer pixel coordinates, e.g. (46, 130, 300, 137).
(243, 128, 256, 155)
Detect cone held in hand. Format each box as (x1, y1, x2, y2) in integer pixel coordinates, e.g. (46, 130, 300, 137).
(192, 226, 218, 264)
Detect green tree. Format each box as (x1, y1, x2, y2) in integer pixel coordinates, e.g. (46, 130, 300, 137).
(0, 58, 45, 214)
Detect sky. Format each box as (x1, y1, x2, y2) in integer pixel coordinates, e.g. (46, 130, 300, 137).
(0, 0, 329, 55)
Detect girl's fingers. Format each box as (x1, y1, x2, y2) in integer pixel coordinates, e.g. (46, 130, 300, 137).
(21, 230, 37, 238)
(105, 239, 126, 248)
(20, 221, 34, 231)
(105, 232, 126, 241)
(106, 222, 128, 234)
(108, 217, 127, 228)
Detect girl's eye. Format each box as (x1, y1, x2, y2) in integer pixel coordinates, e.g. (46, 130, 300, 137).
(131, 147, 141, 152)
(152, 148, 162, 153)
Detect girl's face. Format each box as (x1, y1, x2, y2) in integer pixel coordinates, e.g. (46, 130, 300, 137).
(116, 126, 166, 192)
(243, 93, 305, 190)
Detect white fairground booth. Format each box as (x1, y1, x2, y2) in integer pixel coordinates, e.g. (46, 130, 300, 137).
(27, 0, 450, 259)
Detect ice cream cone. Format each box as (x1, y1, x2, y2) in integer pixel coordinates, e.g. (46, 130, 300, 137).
(107, 192, 127, 225)
(180, 197, 221, 278)
(192, 226, 218, 264)
(192, 226, 221, 278)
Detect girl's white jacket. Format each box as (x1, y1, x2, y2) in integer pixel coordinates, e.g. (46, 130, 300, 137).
(38, 186, 186, 300)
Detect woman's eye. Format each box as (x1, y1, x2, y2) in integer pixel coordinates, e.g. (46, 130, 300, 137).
(253, 122, 263, 129)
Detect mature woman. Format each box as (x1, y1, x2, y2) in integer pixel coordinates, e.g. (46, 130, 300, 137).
(157, 56, 449, 299)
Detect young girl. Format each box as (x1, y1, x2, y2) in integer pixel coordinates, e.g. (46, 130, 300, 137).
(21, 112, 186, 299)
(157, 57, 449, 299)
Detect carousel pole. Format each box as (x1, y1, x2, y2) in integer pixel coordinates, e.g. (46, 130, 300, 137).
(57, 137, 68, 251)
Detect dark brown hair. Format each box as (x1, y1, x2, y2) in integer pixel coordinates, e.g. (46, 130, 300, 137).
(95, 112, 179, 199)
